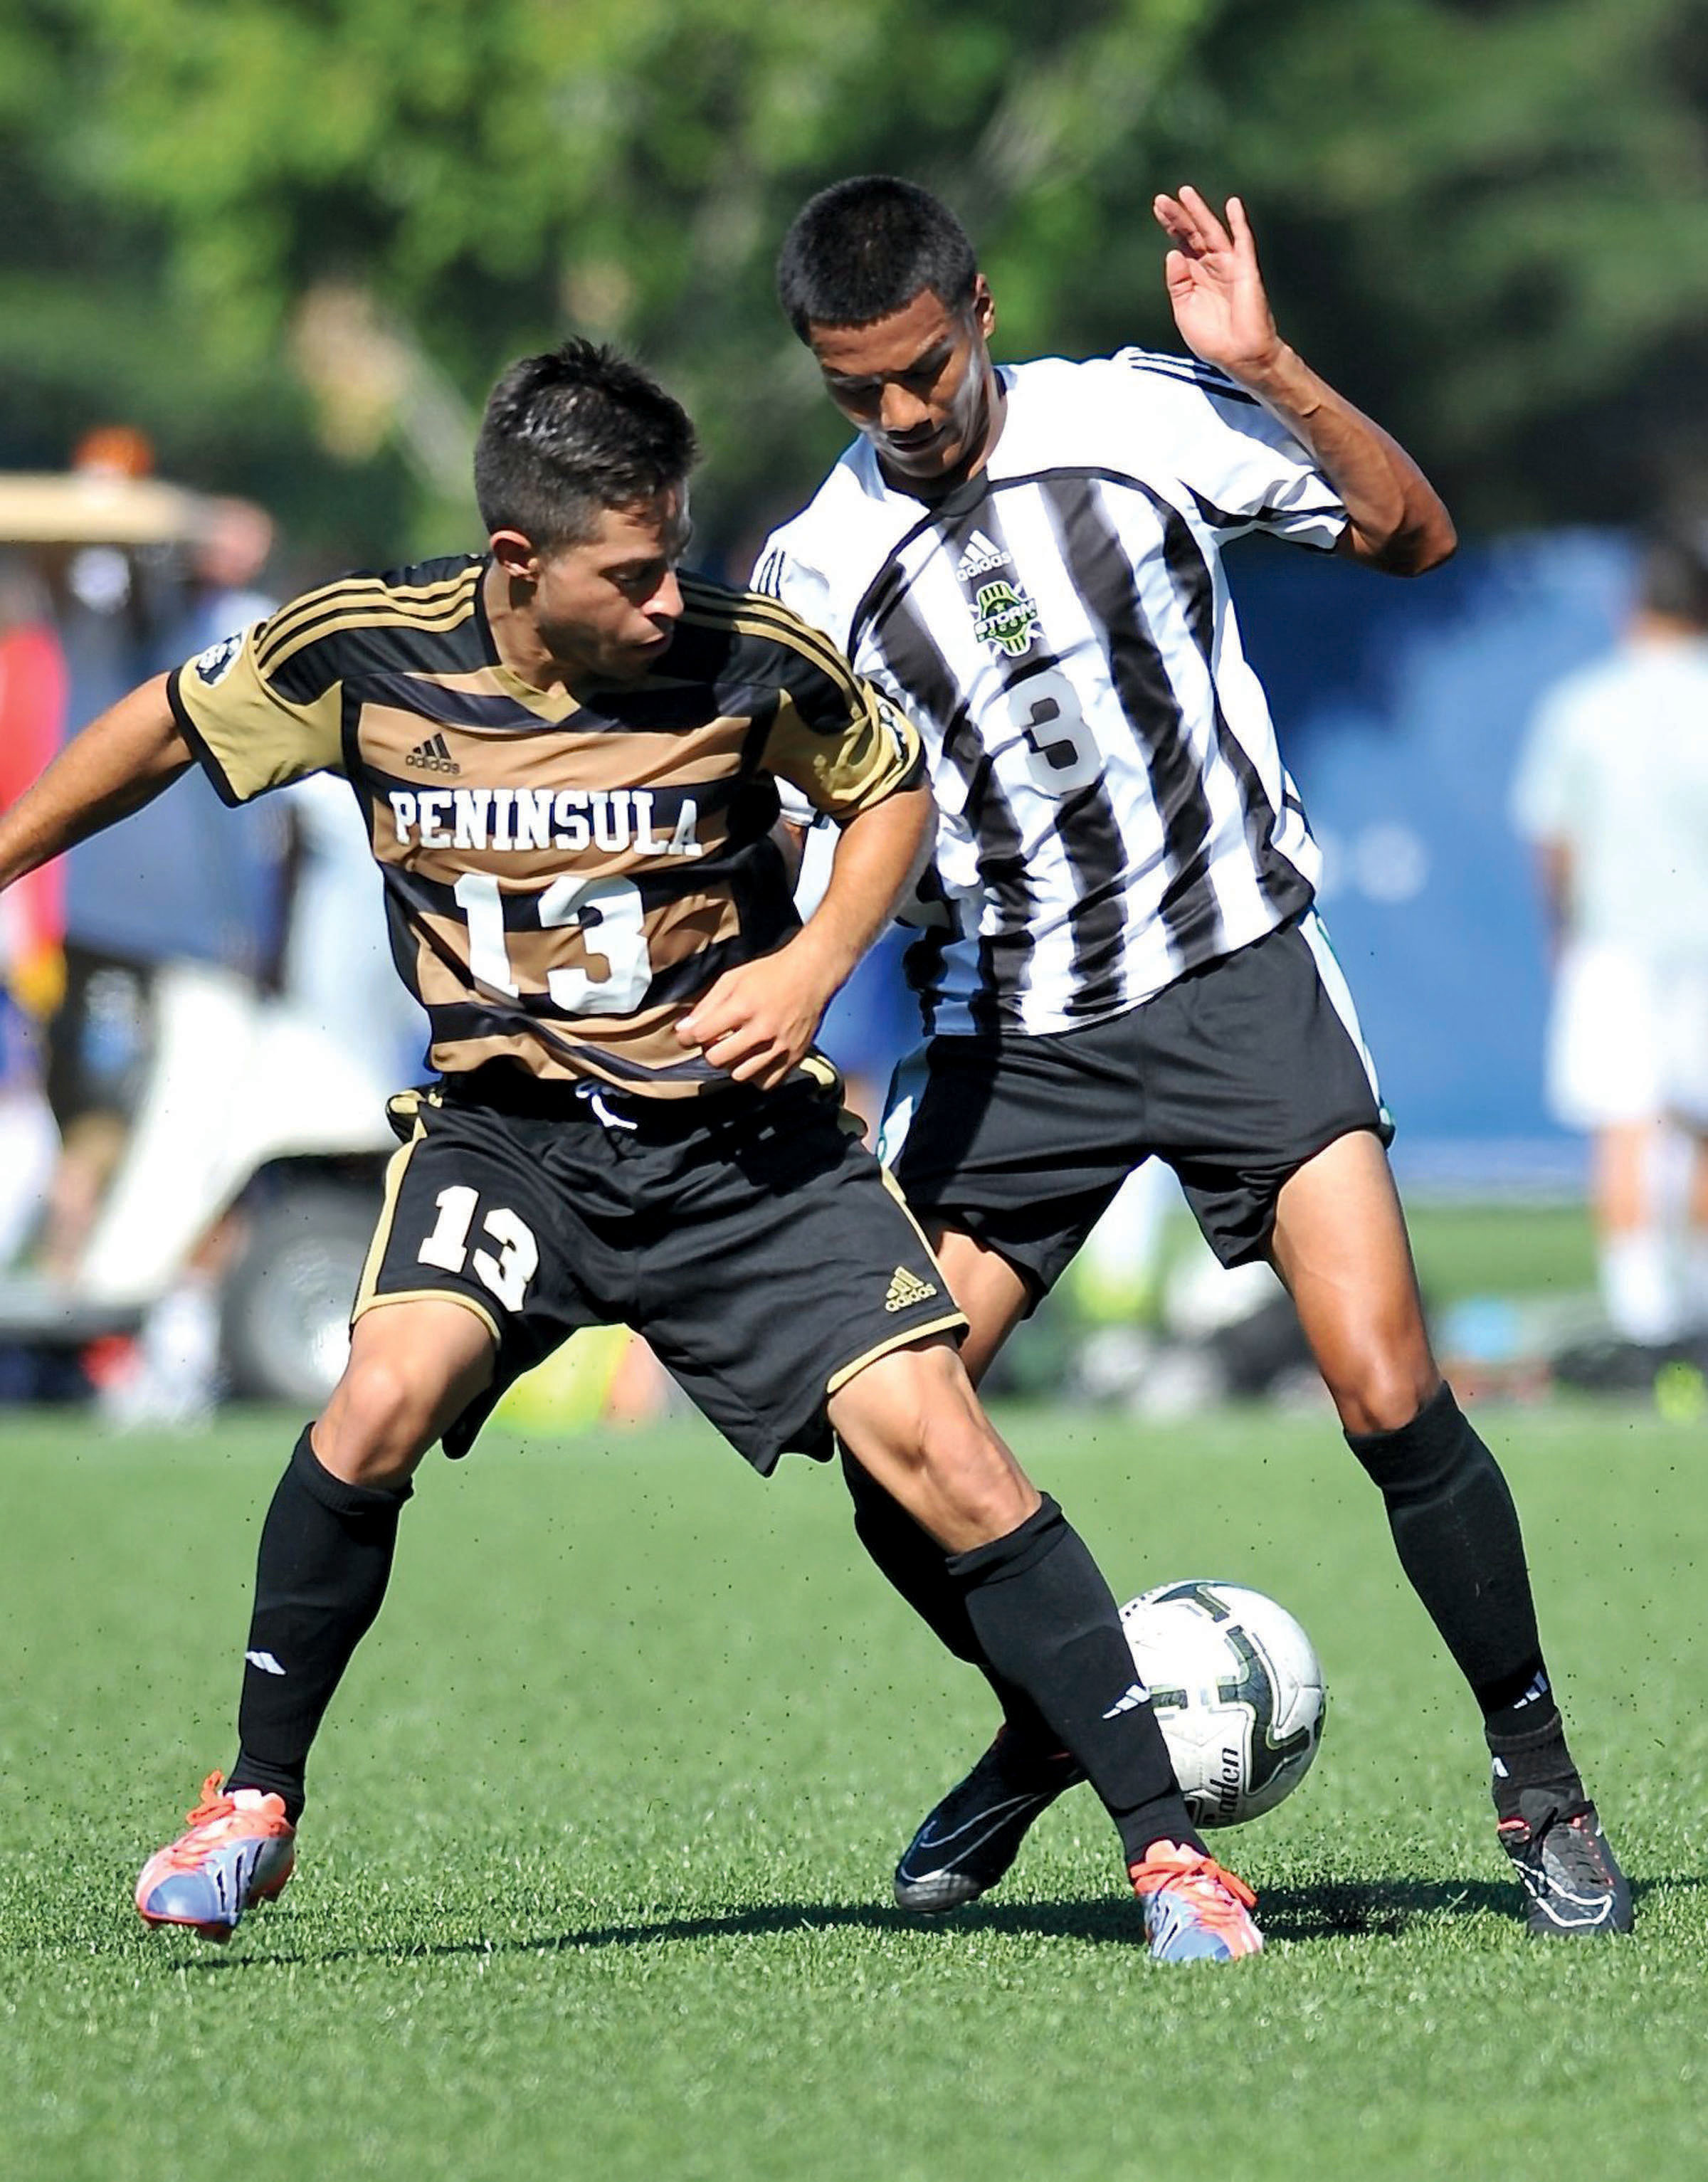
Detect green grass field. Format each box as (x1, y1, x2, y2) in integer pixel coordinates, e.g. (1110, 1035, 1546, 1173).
(3, 1399, 1703, 2182)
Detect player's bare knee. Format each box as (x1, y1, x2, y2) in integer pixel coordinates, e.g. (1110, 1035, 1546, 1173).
(1329, 1355, 1442, 1438)
(912, 1402, 1035, 1541)
(832, 1339, 1035, 1543)
(315, 1352, 438, 1485)
(1309, 1295, 1440, 1435)
(932, 1461, 1035, 1544)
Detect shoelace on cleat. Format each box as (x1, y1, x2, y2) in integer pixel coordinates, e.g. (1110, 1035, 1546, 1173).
(1130, 1845, 1258, 1932)
(1506, 1811, 1614, 1887)
(183, 1771, 236, 1830)
(155, 1773, 283, 1872)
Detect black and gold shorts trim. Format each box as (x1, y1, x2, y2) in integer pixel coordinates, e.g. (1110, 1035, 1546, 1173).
(356, 1070, 964, 1470)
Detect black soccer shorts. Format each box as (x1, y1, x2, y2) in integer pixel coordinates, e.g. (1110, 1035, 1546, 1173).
(881, 907, 1393, 1300)
(354, 1068, 964, 1470)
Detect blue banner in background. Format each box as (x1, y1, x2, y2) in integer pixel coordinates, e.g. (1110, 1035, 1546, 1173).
(1235, 531, 1635, 1191)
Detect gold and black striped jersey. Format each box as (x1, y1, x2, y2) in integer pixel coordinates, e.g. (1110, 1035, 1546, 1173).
(167, 554, 923, 1097)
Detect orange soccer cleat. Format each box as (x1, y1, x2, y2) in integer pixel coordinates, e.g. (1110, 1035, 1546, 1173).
(1130, 1840, 1263, 1962)
(135, 1772, 296, 1941)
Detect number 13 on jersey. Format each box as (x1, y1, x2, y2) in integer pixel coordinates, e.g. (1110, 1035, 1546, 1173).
(453, 870, 653, 1015)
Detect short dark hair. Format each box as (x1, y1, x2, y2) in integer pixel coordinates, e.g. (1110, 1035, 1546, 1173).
(776, 176, 977, 342)
(473, 338, 698, 549)
(1637, 530, 1708, 628)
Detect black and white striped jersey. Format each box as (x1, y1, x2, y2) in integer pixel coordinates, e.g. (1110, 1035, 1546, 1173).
(754, 348, 1347, 1038)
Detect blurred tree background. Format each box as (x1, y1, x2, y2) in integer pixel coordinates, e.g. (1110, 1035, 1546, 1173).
(4, 0, 1705, 569)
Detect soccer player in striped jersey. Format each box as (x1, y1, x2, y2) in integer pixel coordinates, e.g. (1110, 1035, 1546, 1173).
(756, 176, 1630, 1938)
(0, 339, 1262, 1961)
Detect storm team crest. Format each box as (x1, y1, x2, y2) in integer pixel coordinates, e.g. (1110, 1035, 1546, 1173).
(973, 579, 1041, 659)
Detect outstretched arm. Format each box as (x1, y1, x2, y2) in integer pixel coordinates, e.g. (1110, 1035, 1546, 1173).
(1154, 186, 1456, 576)
(678, 783, 934, 1091)
(0, 674, 194, 891)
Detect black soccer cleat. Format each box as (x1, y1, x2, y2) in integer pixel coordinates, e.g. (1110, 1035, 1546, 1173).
(893, 1729, 1085, 1913)
(1497, 1793, 1633, 1938)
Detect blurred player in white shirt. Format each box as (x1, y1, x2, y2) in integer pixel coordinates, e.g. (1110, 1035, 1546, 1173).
(1513, 534, 1708, 1344)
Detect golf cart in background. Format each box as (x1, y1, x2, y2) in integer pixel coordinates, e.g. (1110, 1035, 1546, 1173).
(0, 470, 408, 1410)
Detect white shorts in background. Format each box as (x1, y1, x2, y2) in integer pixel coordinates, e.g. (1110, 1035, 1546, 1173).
(1546, 942, 1708, 1129)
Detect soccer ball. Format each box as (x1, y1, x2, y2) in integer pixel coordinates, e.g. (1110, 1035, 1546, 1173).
(1118, 1580, 1326, 1828)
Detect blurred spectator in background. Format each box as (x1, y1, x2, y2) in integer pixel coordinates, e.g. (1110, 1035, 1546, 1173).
(43, 459, 284, 1276)
(1512, 530, 1708, 1347)
(38, 483, 285, 1414)
(0, 549, 68, 1015)
(57, 490, 420, 1416)
(0, 550, 68, 1264)
(0, 443, 421, 1416)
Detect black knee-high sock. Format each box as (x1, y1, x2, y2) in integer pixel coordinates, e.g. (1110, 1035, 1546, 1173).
(947, 1497, 1202, 1865)
(226, 1427, 411, 1823)
(1346, 1383, 1581, 1806)
(840, 1445, 1057, 1751)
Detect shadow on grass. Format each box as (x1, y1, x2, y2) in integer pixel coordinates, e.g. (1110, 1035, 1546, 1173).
(1260, 1877, 1522, 1939)
(180, 1871, 1683, 1970)
(1266, 1871, 1680, 1939)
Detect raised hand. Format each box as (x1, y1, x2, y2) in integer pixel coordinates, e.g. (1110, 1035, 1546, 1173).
(1152, 186, 1282, 381)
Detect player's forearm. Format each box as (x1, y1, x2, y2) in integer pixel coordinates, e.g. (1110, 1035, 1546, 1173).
(1234, 345, 1456, 575)
(1536, 840, 1573, 955)
(790, 785, 935, 997)
(0, 675, 195, 890)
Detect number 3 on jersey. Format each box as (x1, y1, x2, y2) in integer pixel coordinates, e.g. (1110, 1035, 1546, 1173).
(454, 870, 653, 1014)
(1011, 668, 1103, 796)
(418, 1184, 539, 1312)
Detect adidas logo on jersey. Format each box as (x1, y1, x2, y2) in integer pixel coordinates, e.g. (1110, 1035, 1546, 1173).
(406, 732, 460, 774)
(956, 529, 1010, 581)
(885, 1266, 939, 1313)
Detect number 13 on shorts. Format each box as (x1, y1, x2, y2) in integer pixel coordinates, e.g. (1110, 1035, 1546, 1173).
(417, 1185, 540, 1312)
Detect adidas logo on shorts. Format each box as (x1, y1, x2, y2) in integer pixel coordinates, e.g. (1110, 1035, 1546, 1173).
(885, 1266, 939, 1313)
(406, 732, 459, 774)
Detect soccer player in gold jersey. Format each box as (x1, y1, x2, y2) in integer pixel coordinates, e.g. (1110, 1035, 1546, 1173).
(0, 339, 1260, 1961)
